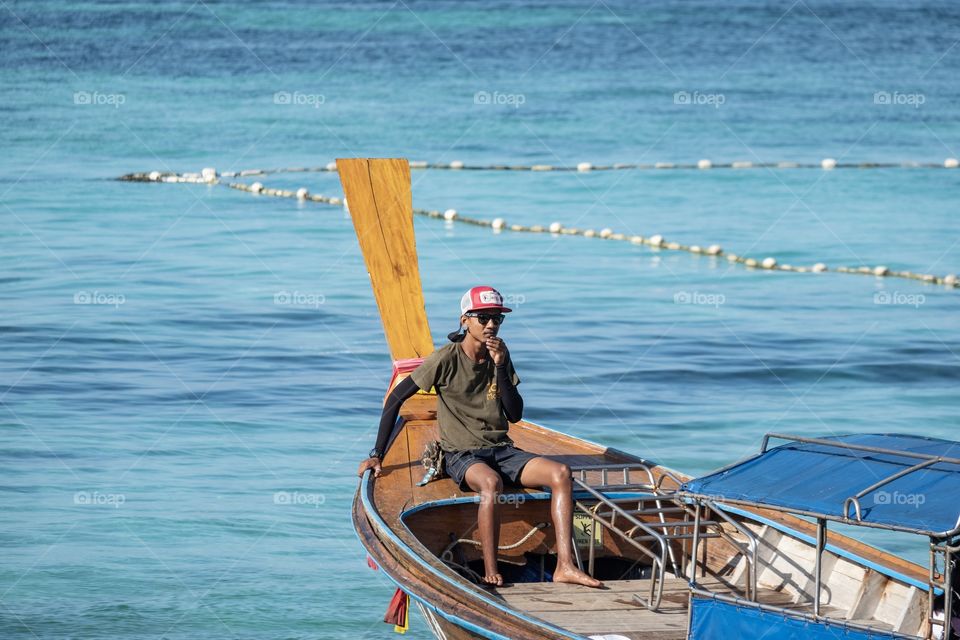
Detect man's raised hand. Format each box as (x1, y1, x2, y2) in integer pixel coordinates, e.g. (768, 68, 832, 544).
(485, 337, 507, 366)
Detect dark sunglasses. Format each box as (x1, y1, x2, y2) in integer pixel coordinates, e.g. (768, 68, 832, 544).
(465, 312, 505, 326)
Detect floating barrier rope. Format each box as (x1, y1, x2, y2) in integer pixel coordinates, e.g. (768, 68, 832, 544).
(119, 155, 960, 181)
(116, 169, 959, 289)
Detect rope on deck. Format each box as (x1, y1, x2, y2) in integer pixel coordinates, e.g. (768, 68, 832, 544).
(116, 171, 960, 290)
(119, 157, 960, 181)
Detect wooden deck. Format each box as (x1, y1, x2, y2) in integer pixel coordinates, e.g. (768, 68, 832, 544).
(492, 576, 694, 639)
(490, 575, 897, 640)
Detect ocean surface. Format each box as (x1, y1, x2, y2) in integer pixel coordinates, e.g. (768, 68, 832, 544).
(2, 1, 959, 637)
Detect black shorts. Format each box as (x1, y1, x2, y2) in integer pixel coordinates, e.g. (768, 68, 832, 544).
(444, 445, 539, 491)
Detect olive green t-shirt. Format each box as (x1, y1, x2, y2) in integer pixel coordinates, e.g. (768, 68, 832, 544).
(410, 342, 521, 453)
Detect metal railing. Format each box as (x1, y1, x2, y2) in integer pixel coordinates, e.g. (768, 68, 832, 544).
(570, 463, 759, 609)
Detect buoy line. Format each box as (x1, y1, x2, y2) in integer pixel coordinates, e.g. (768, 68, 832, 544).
(116, 170, 959, 290)
(118, 155, 960, 182)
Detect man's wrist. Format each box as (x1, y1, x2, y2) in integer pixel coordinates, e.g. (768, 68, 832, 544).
(368, 448, 382, 459)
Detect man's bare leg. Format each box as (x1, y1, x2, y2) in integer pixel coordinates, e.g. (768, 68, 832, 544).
(520, 457, 603, 588)
(464, 462, 504, 586)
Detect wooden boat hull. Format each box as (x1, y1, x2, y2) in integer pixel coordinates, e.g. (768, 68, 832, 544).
(354, 390, 932, 639)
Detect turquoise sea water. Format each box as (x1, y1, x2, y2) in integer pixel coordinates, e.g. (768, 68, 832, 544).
(2, 1, 959, 638)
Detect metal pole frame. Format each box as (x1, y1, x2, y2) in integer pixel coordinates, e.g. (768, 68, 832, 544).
(689, 501, 702, 582)
(815, 518, 826, 616)
(947, 542, 955, 640)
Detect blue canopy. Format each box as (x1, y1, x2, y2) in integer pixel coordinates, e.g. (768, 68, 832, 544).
(680, 433, 960, 537)
(689, 594, 901, 640)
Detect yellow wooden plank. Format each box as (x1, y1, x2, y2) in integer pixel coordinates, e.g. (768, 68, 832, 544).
(336, 158, 434, 361)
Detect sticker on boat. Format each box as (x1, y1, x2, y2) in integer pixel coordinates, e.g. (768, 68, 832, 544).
(573, 512, 602, 547)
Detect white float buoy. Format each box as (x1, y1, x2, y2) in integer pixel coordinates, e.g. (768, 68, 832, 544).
(665, 241, 681, 250)
(945, 158, 959, 169)
(706, 244, 722, 256)
(449, 160, 464, 170)
(726, 253, 739, 262)
(943, 274, 957, 286)
(821, 158, 837, 170)
(812, 263, 827, 272)
(577, 162, 593, 172)
(410, 161, 428, 169)
(163, 175, 179, 183)
(689, 245, 702, 253)
(328, 197, 342, 205)
(325, 162, 337, 171)
(873, 265, 889, 276)
(599, 228, 612, 239)
(296, 187, 309, 200)
(531, 165, 552, 171)
(732, 161, 752, 169)
(491, 217, 505, 230)
(648, 234, 664, 246)
(148, 171, 161, 181)
(443, 208, 457, 221)
(655, 162, 674, 169)
(697, 159, 712, 170)
(201, 167, 217, 182)
(583, 229, 596, 238)
(761, 257, 777, 269)
(745, 258, 759, 267)
(630, 235, 644, 244)
(549, 222, 562, 233)
(250, 182, 264, 194)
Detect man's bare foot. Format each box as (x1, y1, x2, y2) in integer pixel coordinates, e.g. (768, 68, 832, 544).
(553, 564, 603, 588)
(481, 572, 503, 587)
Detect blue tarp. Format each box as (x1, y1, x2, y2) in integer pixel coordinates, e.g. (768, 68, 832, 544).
(689, 595, 901, 640)
(681, 434, 960, 536)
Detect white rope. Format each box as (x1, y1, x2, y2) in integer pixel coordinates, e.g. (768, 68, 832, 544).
(440, 522, 548, 566)
(117, 173, 960, 290)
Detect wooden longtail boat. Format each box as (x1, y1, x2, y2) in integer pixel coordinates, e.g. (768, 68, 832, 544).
(342, 158, 959, 640)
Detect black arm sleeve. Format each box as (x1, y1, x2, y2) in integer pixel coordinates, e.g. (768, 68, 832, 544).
(497, 362, 523, 422)
(372, 376, 420, 457)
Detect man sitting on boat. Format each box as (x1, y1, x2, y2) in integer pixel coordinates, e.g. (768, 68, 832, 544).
(358, 286, 602, 589)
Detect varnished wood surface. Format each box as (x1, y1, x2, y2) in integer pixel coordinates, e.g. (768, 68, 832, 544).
(337, 158, 434, 361)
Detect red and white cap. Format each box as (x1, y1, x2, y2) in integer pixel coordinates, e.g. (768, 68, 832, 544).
(460, 286, 512, 315)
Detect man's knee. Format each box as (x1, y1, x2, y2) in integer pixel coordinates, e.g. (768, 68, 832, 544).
(549, 463, 572, 488)
(479, 474, 503, 495)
